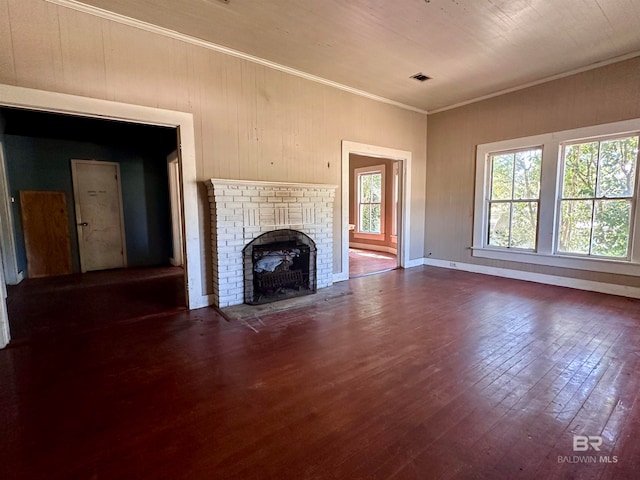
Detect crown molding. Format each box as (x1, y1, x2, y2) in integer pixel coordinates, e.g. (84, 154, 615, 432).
(429, 50, 640, 114)
(44, 0, 429, 115)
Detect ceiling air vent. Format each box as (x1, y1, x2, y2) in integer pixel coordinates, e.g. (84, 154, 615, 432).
(411, 72, 431, 82)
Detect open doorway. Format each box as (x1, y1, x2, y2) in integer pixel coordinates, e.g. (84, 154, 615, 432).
(348, 155, 401, 277)
(0, 107, 186, 342)
(340, 141, 412, 281)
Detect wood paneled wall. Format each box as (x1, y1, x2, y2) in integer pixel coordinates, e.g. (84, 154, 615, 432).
(0, 0, 427, 291)
(426, 56, 640, 287)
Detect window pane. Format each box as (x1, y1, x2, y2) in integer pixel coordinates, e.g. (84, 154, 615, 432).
(359, 204, 371, 232)
(558, 200, 593, 254)
(370, 173, 382, 203)
(370, 204, 381, 233)
(491, 154, 514, 200)
(488, 202, 510, 247)
(513, 149, 542, 199)
(511, 202, 538, 249)
(359, 175, 371, 203)
(592, 199, 631, 257)
(597, 137, 638, 198)
(562, 142, 598, 198)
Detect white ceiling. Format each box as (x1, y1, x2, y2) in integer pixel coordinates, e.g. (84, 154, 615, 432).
(67, 0, 640, 112)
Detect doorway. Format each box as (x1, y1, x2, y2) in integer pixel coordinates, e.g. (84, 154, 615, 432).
(340, 141, 412, 281)
(348, 156, 401, 277)
(0, 107, 184, 342)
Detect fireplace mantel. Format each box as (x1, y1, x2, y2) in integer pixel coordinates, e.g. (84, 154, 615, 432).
(206, 179, 337, 307)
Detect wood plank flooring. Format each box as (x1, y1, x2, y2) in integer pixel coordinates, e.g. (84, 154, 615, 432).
(349, 247, 397, 277)
(2, 266, 640, 479)
(6, 266, 186, 342)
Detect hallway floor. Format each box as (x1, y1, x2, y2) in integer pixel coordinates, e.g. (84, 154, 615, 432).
(349, 247, 397, 277)
(6, 266, 185, 343)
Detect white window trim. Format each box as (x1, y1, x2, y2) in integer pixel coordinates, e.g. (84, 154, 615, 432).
(473, 117, 640, 277)
(354, 164, 386, 241)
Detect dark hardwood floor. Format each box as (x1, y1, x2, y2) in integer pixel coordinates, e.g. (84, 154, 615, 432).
(349, 247, 397, 277)
(2, 266, 640, 479)
(6, 266, 186, 342)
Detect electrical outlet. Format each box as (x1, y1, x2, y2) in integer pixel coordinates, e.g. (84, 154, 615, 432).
(449, 262, 457, 268)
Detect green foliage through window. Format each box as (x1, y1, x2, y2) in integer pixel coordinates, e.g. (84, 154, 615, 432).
(487, 148, 542, 249)
(358, 172, 382, 234)
(558, 136, 638, 258)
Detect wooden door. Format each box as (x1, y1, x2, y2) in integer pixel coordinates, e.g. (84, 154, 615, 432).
(71, 160, 127, 272)
(20, 191, 73, 278)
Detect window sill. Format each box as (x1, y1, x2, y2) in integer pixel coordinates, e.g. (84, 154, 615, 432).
(353, 232, 385, 241)
(471, 247, 640, 277)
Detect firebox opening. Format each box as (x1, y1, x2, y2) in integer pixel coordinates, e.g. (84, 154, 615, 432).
(243, 230, 317, 305)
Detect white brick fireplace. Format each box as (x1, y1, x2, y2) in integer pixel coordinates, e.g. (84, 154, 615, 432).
(206, 179, 338, 308)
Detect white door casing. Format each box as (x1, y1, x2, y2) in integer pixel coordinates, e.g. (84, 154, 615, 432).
(0, 137, 21, 285)
(339, 141, 413, 282)
(0, 228, 10, 348)
(71, 160, 127, 272)
(0, 84, 204, 309)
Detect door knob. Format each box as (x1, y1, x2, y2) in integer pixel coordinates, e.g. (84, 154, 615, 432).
(78, 222, 88, 227)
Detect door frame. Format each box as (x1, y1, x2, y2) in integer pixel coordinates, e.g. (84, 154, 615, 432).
(71, 159, 128, 273)
(0, 219, 10, 348)
(0, 137, 21, 285)
(167, 151, 184, 267)
(339, 141, 412, 281)
(0, 84, 206, 309)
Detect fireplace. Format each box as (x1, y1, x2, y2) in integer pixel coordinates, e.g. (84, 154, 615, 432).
(206, 179, 337, 308)
(243, 229, 317, 305)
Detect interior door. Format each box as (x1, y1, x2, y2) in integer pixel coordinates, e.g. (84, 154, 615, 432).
(71, 160, 127, 272)
(20, 190, 73, 278)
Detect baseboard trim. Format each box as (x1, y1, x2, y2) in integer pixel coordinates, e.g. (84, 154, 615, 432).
(333, 272, 349, 283)
(191, 293, 215, 309)
(403, 258, 426, 269)
(422, 258, 640, 299)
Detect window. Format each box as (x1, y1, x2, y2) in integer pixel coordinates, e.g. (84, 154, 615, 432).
(558, 136, 638, 258)
(472, 118, 640, 276)
(487, 148, 541, 250)
(355, 165, 385, 239)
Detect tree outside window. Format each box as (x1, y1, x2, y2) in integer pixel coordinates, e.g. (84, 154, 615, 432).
(558, 135, 639, 258)
(487, 148, 542, 250)
(356, 168, 384, 234)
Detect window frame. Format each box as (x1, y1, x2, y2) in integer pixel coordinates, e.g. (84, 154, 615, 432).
(555, 134, 640, 261)
(472, 118, 640, 277)
(486, 147, 543, 251)
(391, 161, 399, 243)
(354, 164, 386, 241)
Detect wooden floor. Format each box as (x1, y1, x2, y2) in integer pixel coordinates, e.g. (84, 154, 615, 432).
(6, 266, 186, 343)
(2, 266, 640, 479)
(349, 247, 397, 277)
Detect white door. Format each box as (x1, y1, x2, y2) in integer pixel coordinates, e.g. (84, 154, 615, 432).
(71, 160, 127, 272)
